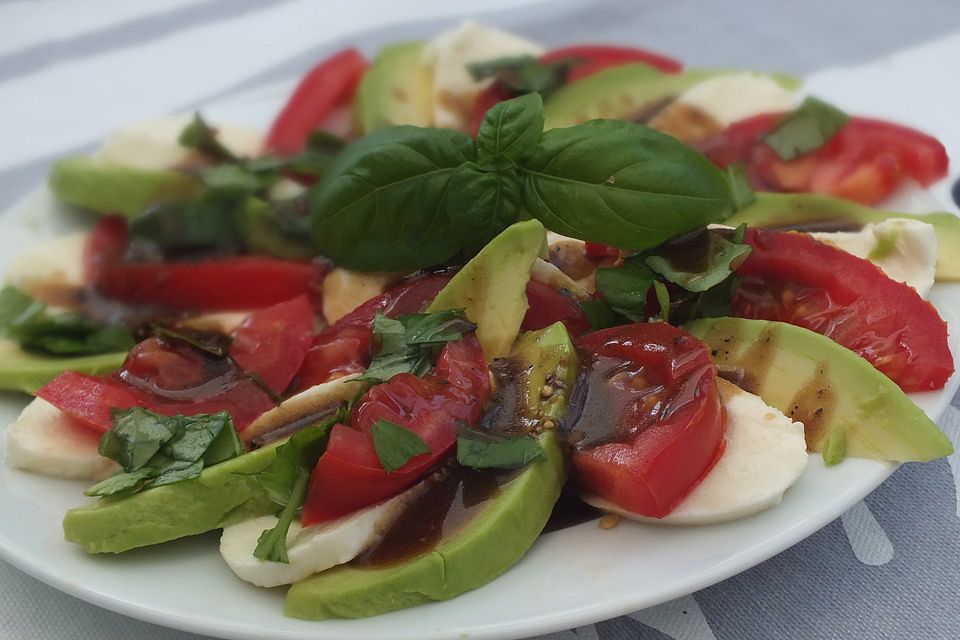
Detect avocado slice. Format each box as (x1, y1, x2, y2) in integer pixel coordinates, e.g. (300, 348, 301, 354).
(686, 317, 953, 464)
(428, 219, 547, 360)
(284, 322, 577, 620)
(542, 65, 798, 130)
(49, 156, 204, 216)
(0, 339, 126, 394)
(63, 441, 281, 553)
(727, 192, 960, 281)
(354, 42, 434, 134)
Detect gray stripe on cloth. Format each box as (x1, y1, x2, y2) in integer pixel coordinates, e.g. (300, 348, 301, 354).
(0, 0, 291, 84)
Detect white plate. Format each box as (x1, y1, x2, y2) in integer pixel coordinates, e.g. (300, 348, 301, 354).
(0, 89, 958, 640)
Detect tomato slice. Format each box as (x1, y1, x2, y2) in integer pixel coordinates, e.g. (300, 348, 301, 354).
(521, 280, 591, 337)
(733, 228, 953, 392)
(83, 215, 128, 282)
(94, 256, 326, 311)
(569, 323, 726, 518)
(38, 338, 276, 432)
(468, 44, 682, 135)
(293, 273, 453, 390)
(230, 295, 315, 394)
(301, 336, 491, 524)
(265, 48, 369, 156)
(539, 44, 683, 81)
(699, 114, 949, 205)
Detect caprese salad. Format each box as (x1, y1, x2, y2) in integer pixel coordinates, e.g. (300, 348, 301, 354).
(1, 21, 957, 621)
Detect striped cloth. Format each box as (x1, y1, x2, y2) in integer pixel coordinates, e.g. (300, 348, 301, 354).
(1, 1, 959, 639)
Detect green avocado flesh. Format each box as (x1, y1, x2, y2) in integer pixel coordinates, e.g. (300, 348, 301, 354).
(354, 41, 433, 134)
(0, 340, 125, 394)
(728, 192, 960, 281)
(49, 156, 204, 216)
(63, 442, 281, 554)
(428, 219, 547, 360)
(686, 317, 953, 465)
(542, 65, 798, 130)
(284, 323, 576, 620)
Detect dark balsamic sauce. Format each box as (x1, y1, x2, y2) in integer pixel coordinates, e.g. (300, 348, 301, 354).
(764, 218, 864, 233)
(355, 459, 517, 568)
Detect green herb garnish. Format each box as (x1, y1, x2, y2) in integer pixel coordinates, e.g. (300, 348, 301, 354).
(457, 428, 544, 470)
(371, 419, 431, 472)
(763, 96, 849, 161)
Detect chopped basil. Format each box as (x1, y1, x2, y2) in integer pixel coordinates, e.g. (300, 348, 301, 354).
(0, 286, 134, 357)
(594, 261, 656, 323)
(457, 428, 544, 470)
(652, 280, 671, 323)
(371, 419, 431, 472)
(86, 409, 243, 498)
(724, 164, 756, 210)
(151, 325, 232, 357)
(763, 96, 849, 161)
(645, 225, 752, 293)
(358, 309, 476, 383)
(467, 55, 576, 98)
(178, 113, 240, 163)
(252, 414, 342, 563)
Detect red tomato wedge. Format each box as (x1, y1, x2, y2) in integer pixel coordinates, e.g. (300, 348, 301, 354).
(569, 323, 726, 518)
(301, 336, 491, 524)
(36, 297, 319, 431)
(230, 295, 315, 394)
(38, 339, 275, 432)
(83, 215, 128, 282)
(468, 44, 683, 135)
(521, 280, 591, 338)
(295, 272, 594, 389)
(265, 48, 368, 156)
(733, 228, 954, 392)
(699, 114, 949, 205)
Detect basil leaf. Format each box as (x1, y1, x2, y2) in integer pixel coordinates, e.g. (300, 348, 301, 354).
(697, 273, 741, 319)
(467, 55, 574, 98)
(252, 408, 345, 563)
(84, 467, 156, 497)
(90, 408, 244, 498)
(447, 162, 524, 253)
(309, 126, 476, 271)
(152, 325, 232, 358)
(579, 299, 630, 331)
(130, 188, 250, 256)
(371, 419, 431, 472)
(724, 164, 756, 210)
(178, 113, 239, 163)
(521, 120, 734, 250)
(0, 286, 134, 357)
(594, 261, 656, 322)
(457, 429, 544, 470)
(763, 96, 849, 161)
(200, 164, 268, 192)
(645, 227, 752, 292)
(652, 280, 671, 323)
(476, 93, 544, 166)
(358, 310, 475, 383)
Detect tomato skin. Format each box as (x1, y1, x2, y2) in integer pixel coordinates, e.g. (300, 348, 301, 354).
(733, 228, 953, 392)
(539, 44, 683, 81)
(301, 336, 491, 524)
(83, 216, 128, 282)
(569, 323, 726, 518)
(521, 280, 591, 338)
(699, 114, 949, 205)
(230, 295, 315, 394)
(584, 241, 620, 259)
(94, 257, 326, 312)
(468, 44, 682, 135)
(265, 48, 368, 156)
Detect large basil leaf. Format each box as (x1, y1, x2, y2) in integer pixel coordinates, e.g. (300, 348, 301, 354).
(520, 120, 734, 249)
(309, 126, 477, 271)
(447, 162, 523, 252)
(476, 93, 544, 166)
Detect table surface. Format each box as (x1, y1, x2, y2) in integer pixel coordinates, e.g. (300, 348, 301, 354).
(1, 1, 960, 639)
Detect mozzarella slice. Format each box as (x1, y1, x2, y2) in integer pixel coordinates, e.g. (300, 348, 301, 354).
(675, 73, 797, 127)
(95, 116, 263, 170)
(241, 374, 364, 446)
(220, 484, 424, 587)
(4, 232, 87, 296)
(423, 21, 543, 130)
(177, 311, 253, 334)
(810, 218, 938, 297)
(4, 397, 117, 480)
(585, 378, 808, 525)
(530, 258, 591, 300)
(321, 268, 404, 325)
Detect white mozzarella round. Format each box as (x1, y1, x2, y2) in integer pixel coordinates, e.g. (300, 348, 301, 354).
(4, 397, 117, 480)
(676, 72, 797, 127)
(321, 268, 403, 325)
(220, 484, 423, 588)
